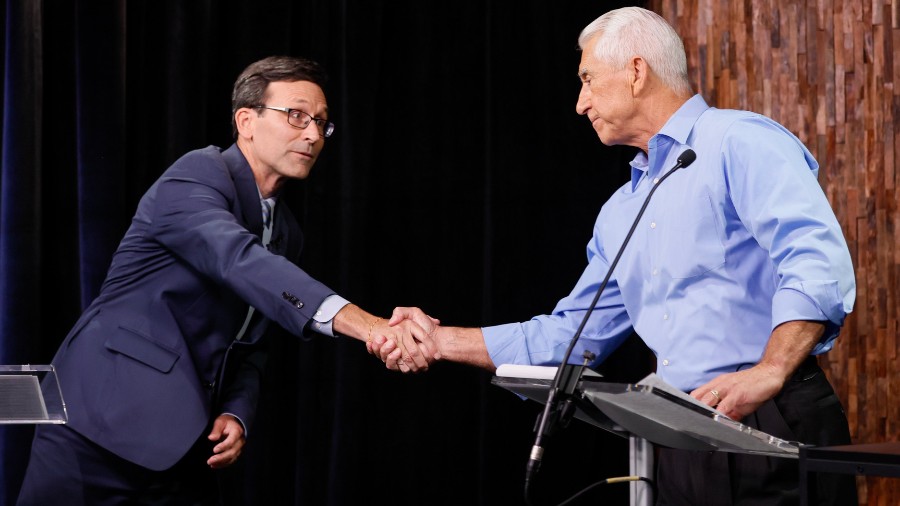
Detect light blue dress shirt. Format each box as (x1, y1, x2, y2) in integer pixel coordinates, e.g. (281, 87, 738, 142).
(483, 95, 855, 392)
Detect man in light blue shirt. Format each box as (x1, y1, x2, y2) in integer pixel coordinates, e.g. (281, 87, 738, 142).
(375, 6, 856, 506)
(480, 91, 854, 397)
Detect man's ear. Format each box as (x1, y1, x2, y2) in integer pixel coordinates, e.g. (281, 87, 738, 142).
(234, 108, 255, 140)
(629, 56, 650, 96)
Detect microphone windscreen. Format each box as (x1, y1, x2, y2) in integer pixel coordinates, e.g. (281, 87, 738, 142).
(678, 149, 697, 167)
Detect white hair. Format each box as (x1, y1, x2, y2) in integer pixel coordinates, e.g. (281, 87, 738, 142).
(578, 7, 692, 96)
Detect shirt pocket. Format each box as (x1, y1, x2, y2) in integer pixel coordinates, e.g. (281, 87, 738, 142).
(658, 192, 726, 279)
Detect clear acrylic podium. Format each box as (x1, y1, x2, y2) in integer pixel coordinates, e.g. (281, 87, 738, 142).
(0, 365, 67, 424)
(492, 366, 799, 506)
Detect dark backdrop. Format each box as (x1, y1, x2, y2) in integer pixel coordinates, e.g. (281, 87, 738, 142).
(0, 1, 654, 504)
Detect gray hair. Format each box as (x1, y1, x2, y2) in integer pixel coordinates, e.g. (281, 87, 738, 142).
(578, 7, 692, 97)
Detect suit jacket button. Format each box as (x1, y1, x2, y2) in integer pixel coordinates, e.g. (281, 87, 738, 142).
(202, 380, 215, 389)
(283, 291, 303, 308)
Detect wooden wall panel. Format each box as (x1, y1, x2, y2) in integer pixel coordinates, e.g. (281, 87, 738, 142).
(649, 0, 900, 503)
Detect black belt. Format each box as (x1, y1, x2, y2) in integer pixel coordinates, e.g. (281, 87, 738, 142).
(736, 355, 821, 381)
(790, 355, 822, 382)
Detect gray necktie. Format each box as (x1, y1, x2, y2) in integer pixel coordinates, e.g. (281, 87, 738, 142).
(236, 197, 277, 341)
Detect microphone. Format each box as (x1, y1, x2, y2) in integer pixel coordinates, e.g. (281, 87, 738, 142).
(523, 148, 696, 504)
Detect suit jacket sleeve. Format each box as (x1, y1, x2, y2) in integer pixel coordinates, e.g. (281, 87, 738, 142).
(146, 148, 335, 336)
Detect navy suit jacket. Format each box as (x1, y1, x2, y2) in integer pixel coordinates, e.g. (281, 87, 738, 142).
(52, 144, 334, 471)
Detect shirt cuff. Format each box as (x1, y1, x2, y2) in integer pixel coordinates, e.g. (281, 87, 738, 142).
(771, 287, 840, 353)
(482, 323, 527, 369)
(307, 294, 351, 337)
(771, 287, 832, 328)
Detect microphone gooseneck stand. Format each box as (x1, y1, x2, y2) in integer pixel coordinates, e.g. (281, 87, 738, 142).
(523, 149, 697, 506)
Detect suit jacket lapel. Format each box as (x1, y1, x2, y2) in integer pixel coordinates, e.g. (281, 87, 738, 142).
(267, 204, 302, 259)
(222, 144, 264, 238)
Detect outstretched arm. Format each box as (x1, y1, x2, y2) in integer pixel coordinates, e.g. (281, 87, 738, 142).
(369, 307, 496, 372)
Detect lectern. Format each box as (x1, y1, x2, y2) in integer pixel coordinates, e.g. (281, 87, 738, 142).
(0, 365, 67, 424)
(493, 365, 799, 506)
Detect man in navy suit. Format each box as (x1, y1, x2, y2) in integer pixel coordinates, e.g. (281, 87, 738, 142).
(17, 56, 435, 505)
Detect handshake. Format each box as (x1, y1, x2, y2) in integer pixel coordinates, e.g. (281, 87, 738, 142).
(364, 307, 443, 373)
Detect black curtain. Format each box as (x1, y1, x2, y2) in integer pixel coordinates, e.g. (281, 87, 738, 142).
(0, 1, 653, 504)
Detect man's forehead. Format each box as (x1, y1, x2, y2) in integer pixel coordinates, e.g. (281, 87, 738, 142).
(578, 48, 597, 71)
(268, 81, 328, 109)
(578, 53, 598, 77)
(268, 80, 323, 95)
(580, 36, 598, 57)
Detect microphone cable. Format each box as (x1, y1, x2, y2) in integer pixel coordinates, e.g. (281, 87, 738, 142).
(556, 475, 657, 506)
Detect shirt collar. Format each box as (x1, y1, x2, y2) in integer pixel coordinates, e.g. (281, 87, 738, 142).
(255, 185, 278, 205)
(629, 152, 650, 190)
(256, 186, 278, 229)
(628, 94, 709, 191)
(656, 94, 709, 145)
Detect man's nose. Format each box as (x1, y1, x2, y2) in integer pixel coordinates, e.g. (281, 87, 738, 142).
(575, 85, 591, 115)
(302, 122, 322, 142)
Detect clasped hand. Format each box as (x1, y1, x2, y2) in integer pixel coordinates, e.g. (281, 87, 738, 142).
(367, 307, 441, 372)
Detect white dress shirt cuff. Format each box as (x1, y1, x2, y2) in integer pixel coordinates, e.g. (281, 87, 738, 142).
(308, 294, 351, 337)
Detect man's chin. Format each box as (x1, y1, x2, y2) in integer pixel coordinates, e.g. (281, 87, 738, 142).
(594, 127, 625, 147)
(293, 168, 313, 180)
(288, 160, 316, 180)
(596, 132, 615, 147)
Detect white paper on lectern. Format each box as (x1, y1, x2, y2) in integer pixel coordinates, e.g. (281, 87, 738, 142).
(495, 363, 603, 381)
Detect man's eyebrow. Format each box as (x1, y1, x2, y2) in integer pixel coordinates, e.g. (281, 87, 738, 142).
(288, 98, 329, 116)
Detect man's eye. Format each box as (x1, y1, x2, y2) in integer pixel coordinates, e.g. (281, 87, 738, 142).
(289, 111, 304, 120)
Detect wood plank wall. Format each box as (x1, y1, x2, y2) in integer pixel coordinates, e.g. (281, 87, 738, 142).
(647, 0, 899, 502)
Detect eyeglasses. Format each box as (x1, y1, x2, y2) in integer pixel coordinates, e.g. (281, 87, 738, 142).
(255, 106, 335, 138)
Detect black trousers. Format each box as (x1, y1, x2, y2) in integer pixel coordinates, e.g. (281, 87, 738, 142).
(17, 423, 221, 506)
(656, 357, 857, 506)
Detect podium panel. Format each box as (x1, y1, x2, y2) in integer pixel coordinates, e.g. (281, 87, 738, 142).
(490, 369, 630, 438)
(583, 380, 798, 458)
(0, 365, 67, 424)
(493, 366, 800, 506)
(492, 367, 798, 458)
